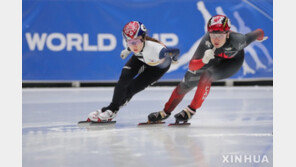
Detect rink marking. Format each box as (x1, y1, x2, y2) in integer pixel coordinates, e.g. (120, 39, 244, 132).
(188, 133, 273, 138)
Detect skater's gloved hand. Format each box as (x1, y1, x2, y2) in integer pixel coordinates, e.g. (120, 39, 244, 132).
(255, 29, 268, 42)
(256, 36, 268, 42)
(202, 47, 216, 64)
(172, 52, 179, 63)
(172, 60, 179, 64)
(120, 48, 131, 60)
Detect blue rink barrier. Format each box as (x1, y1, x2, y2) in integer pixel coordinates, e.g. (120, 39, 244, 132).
(23, 0, 273, 81)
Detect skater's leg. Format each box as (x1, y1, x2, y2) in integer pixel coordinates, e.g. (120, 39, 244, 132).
(122, 58, 171, 106)
(189, 71, 213, 110)
(172, 71, 212, 123)
(189, 50, 245, 110)
(163, 70, 202, 113)
(174, 51, 245, 122)
(104, 56, 143, 112)
(189, 51, 244, 110)
(88, 56, 143, 122)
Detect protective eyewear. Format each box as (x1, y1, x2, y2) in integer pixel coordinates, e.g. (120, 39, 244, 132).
(127, 38, 143, 46)
(209, 33, 227, 39)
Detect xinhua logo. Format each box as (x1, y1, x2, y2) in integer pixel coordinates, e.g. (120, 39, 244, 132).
(222, 154, 270, 164)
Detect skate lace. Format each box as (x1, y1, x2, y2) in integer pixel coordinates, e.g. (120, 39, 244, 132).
(152, 112, 159, 118)
(160, 111, 167, 118)
(183, 107, 195, 119)
(106, 110, 116, 118)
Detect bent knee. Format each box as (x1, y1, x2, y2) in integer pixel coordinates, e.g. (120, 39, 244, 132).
(118, 70, 134, 83)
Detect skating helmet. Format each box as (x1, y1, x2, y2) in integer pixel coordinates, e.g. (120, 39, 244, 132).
(207, 15, 231, 33)
(122, 21, 147, 41)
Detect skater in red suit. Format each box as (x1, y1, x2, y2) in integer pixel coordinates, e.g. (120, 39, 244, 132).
(148, 15, 268, 123)
(87, 21, 180, 122)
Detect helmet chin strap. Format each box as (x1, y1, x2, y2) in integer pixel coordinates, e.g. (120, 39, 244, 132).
(140, 40, 145, 52)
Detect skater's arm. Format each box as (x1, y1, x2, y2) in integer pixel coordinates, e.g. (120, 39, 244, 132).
(189, 34, 213, 71)
(120, 48, 131, 59)
(245, 29, 265, 44)
(159, 47, 180, 61)
(189, 59, 205, 71)
(231, 29, 266, 51)
(120, 40, 132, 59)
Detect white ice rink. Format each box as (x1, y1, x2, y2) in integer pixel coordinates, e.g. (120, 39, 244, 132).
(23, 86, 273, 167)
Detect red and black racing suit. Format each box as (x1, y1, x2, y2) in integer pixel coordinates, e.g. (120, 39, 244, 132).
(163, 29, 265, 113)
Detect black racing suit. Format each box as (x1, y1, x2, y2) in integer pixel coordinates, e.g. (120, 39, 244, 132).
(102, 42, 180, 113)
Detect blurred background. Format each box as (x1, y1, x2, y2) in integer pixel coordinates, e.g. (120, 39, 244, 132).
(22, 0, 273, 87)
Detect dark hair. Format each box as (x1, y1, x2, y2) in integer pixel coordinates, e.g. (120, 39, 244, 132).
(145, 36, 166, 47)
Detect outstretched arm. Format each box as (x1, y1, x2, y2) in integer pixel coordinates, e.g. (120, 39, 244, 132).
(245, 28, 266, 45)
(234, 29, 267, 50)
(159, 47, 180, 61)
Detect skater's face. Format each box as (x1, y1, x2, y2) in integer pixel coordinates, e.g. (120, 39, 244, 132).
(209, 32, 229, 48)
(127, 36, 144, 54)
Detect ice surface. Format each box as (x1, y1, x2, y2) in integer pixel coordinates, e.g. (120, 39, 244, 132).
(23, 86, 273, 167)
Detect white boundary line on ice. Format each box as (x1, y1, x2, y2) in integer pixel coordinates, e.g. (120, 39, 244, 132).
(23, 124, 273, 138)
(188, 133, 273, 137)
(23, 122, 74, 128)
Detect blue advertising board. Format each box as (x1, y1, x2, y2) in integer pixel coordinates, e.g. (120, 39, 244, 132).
(23, 0, 273, 81)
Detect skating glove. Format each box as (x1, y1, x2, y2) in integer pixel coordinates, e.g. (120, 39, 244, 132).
(120, 48, 131, 60)
(256, 36, 268, 42)
(202, 47, 216, 64)
(255, 29, 268, 42)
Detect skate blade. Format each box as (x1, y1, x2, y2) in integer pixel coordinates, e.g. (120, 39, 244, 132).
(78, 121, 91, 124)
(77, 121, 92, 128)
(77, 120, 116, 130)
(138, 121, 165, 126)
(168, 122, 191, 126)
(90, 121, 116, 125)
(77, 120, 116, 128)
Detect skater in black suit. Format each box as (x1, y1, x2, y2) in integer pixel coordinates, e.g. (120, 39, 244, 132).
(87, 21, 180, 122)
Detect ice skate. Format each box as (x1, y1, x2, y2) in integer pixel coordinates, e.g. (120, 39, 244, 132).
(168, 107, 195, 126)
(148, 110, 171, 122)
(138, 110, 170, 126)
(89, 109, 117, 122)
(78, 109, 117, 126)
